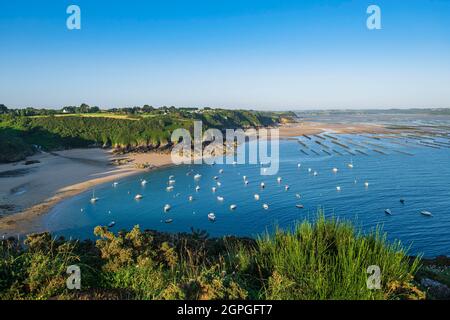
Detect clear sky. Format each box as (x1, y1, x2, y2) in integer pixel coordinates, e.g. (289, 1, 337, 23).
(1, 0, 449, 110)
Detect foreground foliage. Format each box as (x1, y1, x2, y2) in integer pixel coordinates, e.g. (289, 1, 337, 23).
(0, 215, 425, 300)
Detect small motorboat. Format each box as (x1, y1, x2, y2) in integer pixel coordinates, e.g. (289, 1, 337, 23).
(166, 186, 174, 192)
(254, 194, 260, 201)
(169, 175, 175, 179)
(260, 182, 265, 189)
(141, 179, 148, 186)
(164, 204, 171, 212)
(263, 203, 269, 210)
(108, 221, 116, 228)
(168, 179, 176, 185)
(277, 177, 282, 183)
(212, 187, 217, 193)
(194, 174, 202, 180)
(308, 168, 312, 173)
(230, 204, 237, 210)
(165, 219, 173, 224)
(347, 160, 354, 169)
(332, 168, 338, 173)
(313, 171, 318, 176)
(217, 196, 224, 202)
(336, 186, 341, 191)
(297, 163, 301, 168)
(296, 204, 304, 209)
(285, 185, 290, 191)
(219, 169, 224, 174)
(208, 213, 216, 221)
(421, 211, 433, 217)
(295, 193, 301, 199)
(188, 195, 194, 202)
(195, 186, 200, 192)
(213, 176, 219, 180)
(364, 182, 369, 187)
(243, 175, 247, 181)
(217, 181, 222, 187)
(385, 209, 392, 215)
(135, 194, 143, 200)
(112, 182, 119, 187)
(244, 180, 249, 185)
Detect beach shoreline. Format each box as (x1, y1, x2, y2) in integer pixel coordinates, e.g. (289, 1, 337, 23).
(0, 121, 392, 237)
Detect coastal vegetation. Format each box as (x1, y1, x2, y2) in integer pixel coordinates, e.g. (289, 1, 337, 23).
(0, 104, 295, 163)
(0, 214, 430, 300)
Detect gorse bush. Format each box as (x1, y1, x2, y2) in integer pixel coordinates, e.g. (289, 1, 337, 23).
(0, 214, 424, 300)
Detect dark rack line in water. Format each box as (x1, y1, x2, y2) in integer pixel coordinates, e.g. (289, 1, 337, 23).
(323, 134, 338, 140)
(297, 140, 308, 148)
(303, 134, 312, 140)
(363, 141, 391, 151)
(332, 149, 343, 156)
(323, 149, 332, 156)
(331, 140, 350, 149)
(418, 142, 441, 149)
(373, 149, 387, 155)
(355, 149, 368, 156)
(311, 149, 320, 156)
(393, 150, 414, 156)
(300, 149, 309, 155)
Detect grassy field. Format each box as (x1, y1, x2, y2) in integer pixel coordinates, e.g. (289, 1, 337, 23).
(0, 214, 426, 300)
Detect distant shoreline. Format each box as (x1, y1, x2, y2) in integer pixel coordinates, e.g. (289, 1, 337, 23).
(0, 121, 391, 237)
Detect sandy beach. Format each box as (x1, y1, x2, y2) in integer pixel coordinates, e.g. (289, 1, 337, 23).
(0, 121, 391, 237)
(0, 149, 174, 236)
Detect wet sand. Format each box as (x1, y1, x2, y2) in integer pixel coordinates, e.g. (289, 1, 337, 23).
(278, 121, 390, 137)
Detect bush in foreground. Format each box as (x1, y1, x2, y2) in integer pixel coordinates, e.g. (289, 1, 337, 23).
(0, 214, 425, 300)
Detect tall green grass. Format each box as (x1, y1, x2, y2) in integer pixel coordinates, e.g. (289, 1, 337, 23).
(0, 214, 423, 300)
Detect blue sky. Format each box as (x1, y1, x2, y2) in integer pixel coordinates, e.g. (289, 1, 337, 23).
(0, 0, 449, 109)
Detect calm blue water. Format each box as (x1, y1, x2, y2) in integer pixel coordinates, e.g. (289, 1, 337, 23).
(43, 134, 450, 257)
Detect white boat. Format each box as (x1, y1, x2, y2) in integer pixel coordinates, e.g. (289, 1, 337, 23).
(112, 182, 119, 187)
(332, 168, 338, 173)
(165, 219, 173, 224)
(421, 211, 433, 217)
(188, 195, 194, 202)
(260, 182, 265, 189)
(285, 185, 290, 191)
(313, 171, 318, 176)
(308, 168, 312, 173)
(169, 175, 175, 179)
(244, 180, 249, 185)
(168, 179, 176, 185)
(135, 194, 143, 200)
(254, 194, 260, 201)
(217, 196, 224, 202)
(108, 221, 116, 228)
(297, 163, 301, 168)
(164, 204, 171, 212)
(243, 175, 247, 181)
(347, 160, 354, 169)
(212, 187, 217, 193)
(208, 213, 216, 221)
(295, 193, 301, 199)
(90, 190, 99, 203)
(141, 179, 148, 186)
(385, 209, 392, 215)
(232, 161, 237, 165)
(277, 177, 282, 183)
(194, 174, 202, 180)
(217, 181, 222, 187)
(336, 186, 341, 191)
(213, 176, 219, 180)
(296, 204, 304, 209)
(230, 204, 237, 210)
(166, 186, 174, 192)
(219, 169, 224, 174)
(195, 186, 200, 192)
(364, 182, 369, 187)
(263, 203, 269, 210)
